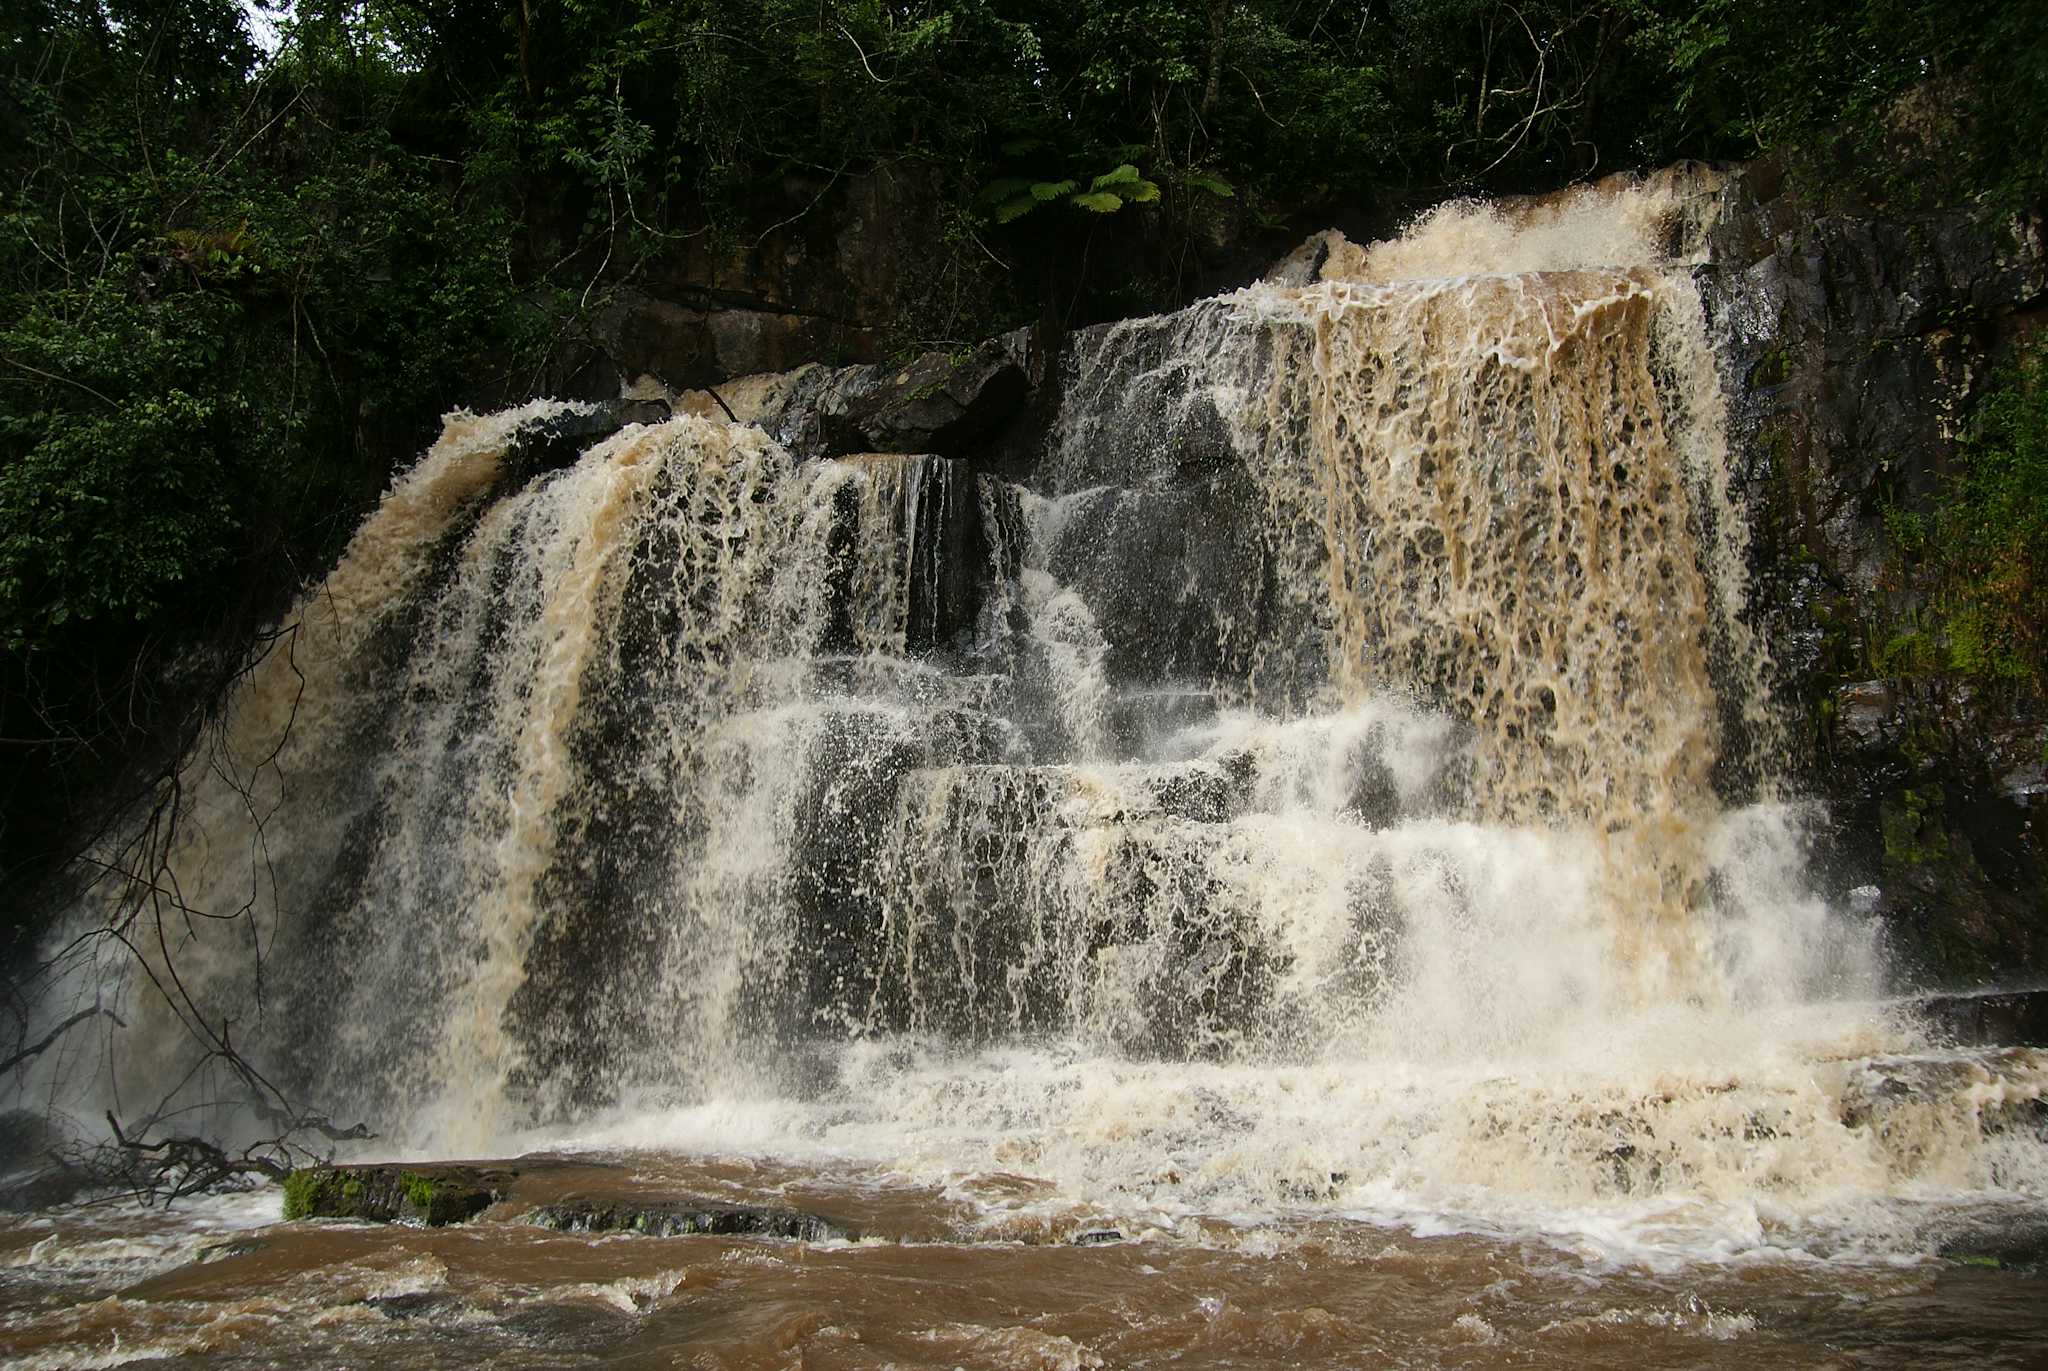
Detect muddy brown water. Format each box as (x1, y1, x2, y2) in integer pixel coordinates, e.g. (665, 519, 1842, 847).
(3, 1153, 2045, 1370)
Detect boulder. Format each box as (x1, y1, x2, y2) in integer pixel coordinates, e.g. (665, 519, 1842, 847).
(503, 402, 629, 481)
(816, 335, 1033, 458)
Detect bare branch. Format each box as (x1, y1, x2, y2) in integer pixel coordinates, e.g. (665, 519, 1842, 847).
(837, 24, 893, 85)
(0, 1005, 124, 1076)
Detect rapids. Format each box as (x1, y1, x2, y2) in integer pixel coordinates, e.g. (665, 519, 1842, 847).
(4, 176, 2046, 1367)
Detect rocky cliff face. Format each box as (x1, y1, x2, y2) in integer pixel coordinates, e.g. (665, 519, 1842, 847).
(1698, 165, 2048, 988)
(538, 166, 950, 398)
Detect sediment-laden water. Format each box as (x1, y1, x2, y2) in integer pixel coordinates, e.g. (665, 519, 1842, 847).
(5, 177, 2046, 1367)
(3, 1152, 2047, 1369)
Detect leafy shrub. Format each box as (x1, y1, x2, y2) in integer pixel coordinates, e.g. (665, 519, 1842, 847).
(1939, 353, 2048, 684)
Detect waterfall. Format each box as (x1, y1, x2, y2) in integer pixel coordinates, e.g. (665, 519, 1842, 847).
(45, 178, 2046, 1250)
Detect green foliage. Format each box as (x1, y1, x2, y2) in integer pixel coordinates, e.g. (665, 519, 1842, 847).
(978, 163, 1162, 221)
(0, 284, 237, 651)
(282, 1166, 475, 1224)
(1880, 785, 1948, 868)
(1178, 171, 1234, 200)
(279, 1168, 364, 1219)
(402, 1172, 439, 1214)
(1935, 355, 2048, 684)
(0, 0, 563, 886)
(1868, 351, 2048, 691)
(1626, 0, 2048, 209)
(280, 1169, 319, 1220)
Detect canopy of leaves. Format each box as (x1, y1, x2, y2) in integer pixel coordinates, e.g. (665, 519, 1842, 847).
(0, 0, 555, 898)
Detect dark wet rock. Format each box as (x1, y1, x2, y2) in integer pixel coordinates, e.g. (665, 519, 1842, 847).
(817, 337, 1031, 459)
(688, 326, 1046, 466)
(1834, 680, 1901, 751)
(835, 453, 984, 654)
(1918, 988, 2048, 1048)
(282, 1163, 514, 1226)
(1836, 1049, 2048, 1141)
(1699, 164, 2048, 988)
(1019, 311, 1326, 705)
(1263, 230, 1340, 286)
(1071, 1228, 1124, 1245)
(1142, 764, 1244, 824)
(1036, 478, 1268, 690)
(367, 1290, 467, 1321)
(539, 167, 941, 397)
(504, 402, 630, 481)
(1105, 688, 1218, 760)
(0, 1161, 93, 1211)
(927, 762, 1246, 830)
(524, 1198, 852, 1242)
(197, 1236, 270, 1263)
(618, 397, 672, 426)
(1933, 1210, 2048, 1271)
(497, 384, 693, 473)
(780, 705, 958, 1028)
(860, 760, 1277, 1051)
(0, 1110, 94, 1211)
(567, 289, 877, 400)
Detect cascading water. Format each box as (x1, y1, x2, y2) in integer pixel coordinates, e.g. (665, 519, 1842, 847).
(38, 178, 2048, 1265)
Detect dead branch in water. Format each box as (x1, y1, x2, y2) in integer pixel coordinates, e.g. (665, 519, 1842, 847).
(9, 615, 377, 1205)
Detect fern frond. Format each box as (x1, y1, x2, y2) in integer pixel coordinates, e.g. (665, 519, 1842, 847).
(975, 177, 1034, 205)
(991, 195, 1042, 223)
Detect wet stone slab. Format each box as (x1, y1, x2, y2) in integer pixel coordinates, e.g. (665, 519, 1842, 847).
(1918, 988, 2048, 1049)
(282, 1156, 858, 1240)
(282, 1162, 518, 1226)
(523, 1198, 850, 1241)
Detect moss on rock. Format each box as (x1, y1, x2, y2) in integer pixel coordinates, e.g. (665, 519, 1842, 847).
(280, 1164, 507, 1226)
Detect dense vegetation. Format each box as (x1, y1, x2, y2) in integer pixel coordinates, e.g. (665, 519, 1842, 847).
(0, 0, 2043, 914)
(1883, 350, 2048, 692)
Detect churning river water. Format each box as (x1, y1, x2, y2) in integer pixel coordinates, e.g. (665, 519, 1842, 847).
(4, 1144, 2048, 1368)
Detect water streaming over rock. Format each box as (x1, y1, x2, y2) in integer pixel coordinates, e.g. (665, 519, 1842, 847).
(38, 177, 2048, 1262)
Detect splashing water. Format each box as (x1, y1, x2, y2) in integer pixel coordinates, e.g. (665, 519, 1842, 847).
(38, 178, 2047, 1263)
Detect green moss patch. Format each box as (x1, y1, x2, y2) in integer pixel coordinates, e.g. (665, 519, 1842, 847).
(279, 1165, 506, 1227)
